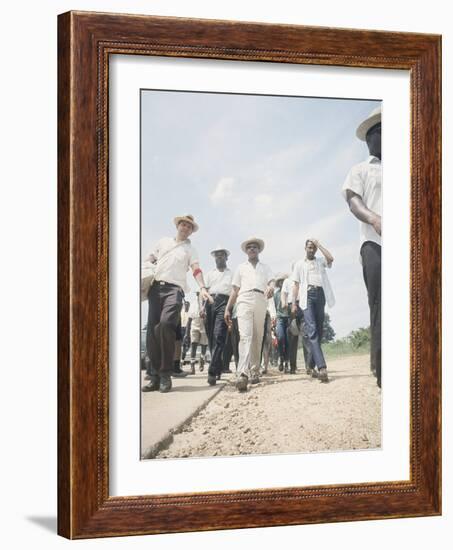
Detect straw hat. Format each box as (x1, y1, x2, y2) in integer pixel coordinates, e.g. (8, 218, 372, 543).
(173, 214, 199, 232)
(356, 106, 381, 141)
(210, 246, 230, 257)
(241, 237, 265, 253)
(275, 272, 288, 282)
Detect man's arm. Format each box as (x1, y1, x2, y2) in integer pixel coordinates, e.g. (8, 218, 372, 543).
(224, 286, 239, 328)
(291, 282, 300, 316)
(311, 240, 334, 266)
(281, 286, 288, 309)
(345, 190, 381, 236)
(191, 262, 214, 303)
(264, 277, 275, 299)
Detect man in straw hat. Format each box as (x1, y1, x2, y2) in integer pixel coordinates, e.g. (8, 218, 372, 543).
(225, 238, 275, 392)
(291, 239, 335, 383)
(342, 105, 382, 388)
(142, 214, 213, 393)
(204, 246, 233, 385)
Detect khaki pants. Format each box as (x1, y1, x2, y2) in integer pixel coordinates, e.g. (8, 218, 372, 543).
(236, 292, 267, 379)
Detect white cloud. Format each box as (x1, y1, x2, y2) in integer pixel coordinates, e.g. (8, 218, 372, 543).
(210, 177, 235, 204)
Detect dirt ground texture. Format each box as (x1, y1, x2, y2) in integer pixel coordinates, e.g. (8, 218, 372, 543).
(156, 354, 381, 459)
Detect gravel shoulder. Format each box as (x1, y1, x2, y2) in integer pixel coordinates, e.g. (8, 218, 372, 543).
(156, 354, 381, 459)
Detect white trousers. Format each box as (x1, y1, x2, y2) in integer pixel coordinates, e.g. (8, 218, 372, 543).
(236, 292, 267, 378)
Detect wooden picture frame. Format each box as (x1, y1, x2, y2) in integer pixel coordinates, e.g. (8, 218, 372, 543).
(58, 11, 441, 539)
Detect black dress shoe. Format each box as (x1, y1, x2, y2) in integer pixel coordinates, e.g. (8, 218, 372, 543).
(318, 367, 329, 383)
(172, 369, 189, 378)
(142, 377, 160, 392)
(159, 374, 172, 393)
(207, 374, 217, 386)
(236, 374, 248, 392)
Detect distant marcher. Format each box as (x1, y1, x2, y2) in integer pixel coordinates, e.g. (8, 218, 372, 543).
(180, 300, 191, 363)
(204, 247, 233, 385)
(261, 297, 277, 374)
(188, 293, 209, 374)
(273, 273, 290, 372)
(142, 214, 212, 393)
(342, 106, 382, 387)
(225, 238, 275, 392)
(292, 240, 335, 383)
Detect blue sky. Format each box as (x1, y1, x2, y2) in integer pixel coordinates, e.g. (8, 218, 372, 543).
(141, 90, 380, 338)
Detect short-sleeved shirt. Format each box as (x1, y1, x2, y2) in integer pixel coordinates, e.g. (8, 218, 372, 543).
(205, 268, 233, 296)
(152, 237, 198, 292)
(232, 261, 274, 296)
(291, 257, 335, 310)
(342, 155, 382, 249)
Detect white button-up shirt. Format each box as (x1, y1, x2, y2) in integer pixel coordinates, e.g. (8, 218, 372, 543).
(232, 261, 274, 296)
(152, 237, 198, 292)
(342, 155, 382, 249)
(205, 268, 233, 296)
(282, 277, 295, 305)
(291, 257, 335, 310)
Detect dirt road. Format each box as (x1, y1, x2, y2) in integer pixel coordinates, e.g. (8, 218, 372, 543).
(156, 354, 381, 459)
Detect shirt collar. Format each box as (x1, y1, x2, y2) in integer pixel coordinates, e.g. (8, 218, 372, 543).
(367, 155, 381, 164)
(174, 237, 191, 244)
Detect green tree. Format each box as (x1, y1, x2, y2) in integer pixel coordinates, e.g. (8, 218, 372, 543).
(321, 312, 336, 343)
(348, 326, 370, 349)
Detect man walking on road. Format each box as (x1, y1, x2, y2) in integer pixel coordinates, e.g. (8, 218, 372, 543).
(282, 270, 315, 376)
(225, 238, 275, 392)
(273, 273, 290, 373)
(292, 239, 335, 383)
(142, 214, 213, 393)
(204, 247, 233, 386)
(342, 106, 382, 388)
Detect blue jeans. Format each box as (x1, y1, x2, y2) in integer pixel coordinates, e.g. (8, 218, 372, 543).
(276, 317, 289, 362)
(303, 287, 326, 369)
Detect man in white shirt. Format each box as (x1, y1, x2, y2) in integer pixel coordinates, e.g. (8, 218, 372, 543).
(281, 268, 315, 375)
(292, 240, 335, 383)
(342, 106, 382, 388)
(225, 237, 275, 392)
(142, 214, 212, 393)
(204, 247, 233, 386)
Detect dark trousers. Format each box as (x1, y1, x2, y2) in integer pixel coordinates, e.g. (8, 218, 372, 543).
(205, 294, 229, 376)
(303, 287, 327, 369)
(223, 318, 239, 370)
(146, 282, 183, 375)
(276, 317, 289, 363)
(361, 241, 381, 385)
(287, 305, 314, 370)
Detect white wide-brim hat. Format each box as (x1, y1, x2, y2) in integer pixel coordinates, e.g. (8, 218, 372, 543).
(356, 106, 382, 141)
(241, 237, 265, 253)
(275, 272, 289, 282)
(173, 214, 199, 233)
(210, 246, 230, 257)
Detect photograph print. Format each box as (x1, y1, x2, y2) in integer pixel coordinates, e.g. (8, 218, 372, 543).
(140, 89, 382, 460)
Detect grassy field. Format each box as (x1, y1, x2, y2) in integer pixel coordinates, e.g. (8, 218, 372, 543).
(296, 339, 370, 362)
(321, 340, 370, 359)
